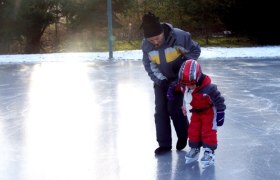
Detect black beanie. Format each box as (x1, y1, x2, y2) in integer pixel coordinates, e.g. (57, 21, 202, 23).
(141, 12, 163, 38)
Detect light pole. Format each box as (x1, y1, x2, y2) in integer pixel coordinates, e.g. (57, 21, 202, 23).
(107, 0, 113, 59)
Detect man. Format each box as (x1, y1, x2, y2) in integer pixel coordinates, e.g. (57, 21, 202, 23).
(140, 12, 201, 155)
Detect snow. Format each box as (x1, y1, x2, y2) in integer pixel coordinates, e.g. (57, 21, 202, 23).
(0, 46, 280, 63)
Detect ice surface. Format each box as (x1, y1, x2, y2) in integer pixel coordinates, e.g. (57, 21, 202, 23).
(1, 58, 280, 180)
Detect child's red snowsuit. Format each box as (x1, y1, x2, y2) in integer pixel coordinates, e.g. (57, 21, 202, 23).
(186, 75, 226, 150)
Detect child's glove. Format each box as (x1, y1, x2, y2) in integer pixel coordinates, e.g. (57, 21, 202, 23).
(216, 111, 225, 126)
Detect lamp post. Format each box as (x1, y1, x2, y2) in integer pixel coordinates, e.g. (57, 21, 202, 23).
(128, 23, 132, 42)
(107, 0, 113, 59)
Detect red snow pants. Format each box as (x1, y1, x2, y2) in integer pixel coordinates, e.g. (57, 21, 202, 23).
(188, 108, 217, 150)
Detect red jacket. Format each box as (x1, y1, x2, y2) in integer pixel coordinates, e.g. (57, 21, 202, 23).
(190, 75, 226, 112)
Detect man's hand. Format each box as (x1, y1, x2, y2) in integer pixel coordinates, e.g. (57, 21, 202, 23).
(167, 85, 175, 101)
(175, 46, 189, 55)
(160, 79, 169, 89)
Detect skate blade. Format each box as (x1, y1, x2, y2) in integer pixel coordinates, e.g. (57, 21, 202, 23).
(185, 156, 199, 164)
(201, 161, 214, 169)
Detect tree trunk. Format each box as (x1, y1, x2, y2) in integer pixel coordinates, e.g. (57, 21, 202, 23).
(24, 35, 41, 54)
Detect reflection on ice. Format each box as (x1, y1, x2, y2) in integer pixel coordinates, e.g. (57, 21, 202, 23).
(25, 62, 100, 179)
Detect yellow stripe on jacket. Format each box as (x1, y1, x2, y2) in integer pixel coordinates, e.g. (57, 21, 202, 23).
(165, 47, 181, 63)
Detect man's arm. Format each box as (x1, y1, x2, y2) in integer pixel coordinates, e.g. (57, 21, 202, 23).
(173, 29, 201, 60)
(142, 42, 167, 86)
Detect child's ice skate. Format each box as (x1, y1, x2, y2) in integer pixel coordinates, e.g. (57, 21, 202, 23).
(185, 148, 200, 164)
(200, 148, 215, 168)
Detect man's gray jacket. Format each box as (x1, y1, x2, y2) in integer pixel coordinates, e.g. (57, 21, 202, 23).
(142, 23, 201, 86)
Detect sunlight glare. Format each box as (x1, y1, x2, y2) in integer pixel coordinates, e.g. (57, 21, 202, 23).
(24, 62, 101, 180)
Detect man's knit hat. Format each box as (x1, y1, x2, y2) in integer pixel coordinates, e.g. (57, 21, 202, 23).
(140, 12, 163, 38)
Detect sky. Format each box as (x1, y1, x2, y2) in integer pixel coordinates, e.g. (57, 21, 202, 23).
(0, 46, 280, 63)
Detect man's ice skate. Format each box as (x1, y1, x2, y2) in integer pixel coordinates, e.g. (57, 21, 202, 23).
(185, 148, 200, 164)
(200, 148, 215, 168)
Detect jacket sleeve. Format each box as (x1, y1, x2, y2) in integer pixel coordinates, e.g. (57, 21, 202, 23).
(174, 30, 201, 60)
(208, 84, 226, 111)
(142, 41, 167, 86)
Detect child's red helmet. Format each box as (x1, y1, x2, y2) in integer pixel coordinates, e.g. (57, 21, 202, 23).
(178, 59, 202, 86)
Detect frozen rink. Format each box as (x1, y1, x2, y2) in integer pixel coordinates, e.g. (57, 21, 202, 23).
(0, 59, 280, 180)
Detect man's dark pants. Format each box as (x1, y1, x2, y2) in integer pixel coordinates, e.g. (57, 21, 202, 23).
(154, 84, 188, 148)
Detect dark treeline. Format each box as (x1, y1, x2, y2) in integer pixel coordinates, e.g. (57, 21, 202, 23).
(0, 0, 279, 54)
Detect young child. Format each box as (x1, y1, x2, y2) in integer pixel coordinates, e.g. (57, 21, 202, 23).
(178, 59, 226, 168)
